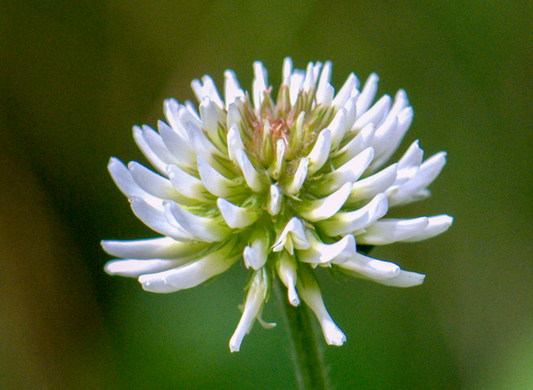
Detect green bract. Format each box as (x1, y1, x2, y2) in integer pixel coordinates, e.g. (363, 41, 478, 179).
(102, 59, 453, 352)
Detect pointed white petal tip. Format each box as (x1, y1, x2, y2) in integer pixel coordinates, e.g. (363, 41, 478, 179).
(197, 156, 237, 198)
(318, 193, 389, 237)
(105, 259, 184, 278)
(370, 270, 426, 287)
(323, 319, 347, 346)
(101, 237, 208, 260)
(277, 252, 300, 306)
(298, 232, 355, 264)
(217, 198, 258, 229)
(235, 148, 267, 193)
(229, 270, 268, 352)
(356, 217, 430, 245)
(400, 214, 453, 242)
(337, 252, 401, 280)
(138, 242, 237, 293)
(272, 217, 310, 253)
(165, 200, 230, 242)
(307, 129, 331, 175)
(286, 157, 309, 195)
(268, 185, 281, 216)
(299, 182, 352, 222)
(229, 341, 241, 353)
(288, 287, 300, 307)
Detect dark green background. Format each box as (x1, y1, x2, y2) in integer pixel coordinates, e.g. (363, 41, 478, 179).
(1, 1, 532, 389)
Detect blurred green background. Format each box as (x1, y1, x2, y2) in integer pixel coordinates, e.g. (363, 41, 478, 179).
(1, 0, 532, 389)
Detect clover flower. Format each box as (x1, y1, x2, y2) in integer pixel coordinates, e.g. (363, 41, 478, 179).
(103, 58, 453, 352)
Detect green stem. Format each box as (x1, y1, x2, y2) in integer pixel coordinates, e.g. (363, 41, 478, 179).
(274, 277, 331, 390)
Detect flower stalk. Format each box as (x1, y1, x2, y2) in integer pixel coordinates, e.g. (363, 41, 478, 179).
(275, 277, 331, 390)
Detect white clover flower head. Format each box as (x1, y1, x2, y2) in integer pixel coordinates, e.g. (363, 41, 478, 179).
(102, 58, 453, 352)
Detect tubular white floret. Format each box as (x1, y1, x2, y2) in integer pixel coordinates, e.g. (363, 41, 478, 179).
(297, 266, 346, 346)
(139, 241, 238, 293)
(277, 252, 300, 306)
(230, 269, 271, 352)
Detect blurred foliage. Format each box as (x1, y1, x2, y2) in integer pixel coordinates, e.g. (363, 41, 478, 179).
(1, 0, 532, 389)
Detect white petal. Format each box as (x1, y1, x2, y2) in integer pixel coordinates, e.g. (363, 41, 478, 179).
(178, 103, 203, 130)
(352, 95, 392, 131)
(388, 89, 409, 118)
(163, 98, 188, 139)
(393, 140, 424, 186)
(348, 164, 398, 203)
(132, 126, 168, 175)
(164, 201, 231, 243)
(243, 232, 269, 270)
(253, 61, 268, 110)
(130, 197, 193, 240)
(337, 146, 375, 177)
(288, 112, 305, 152)
(139, 241, 238, 293)
(356, 217, 429, 245)
(328, 108, 347, 150)
(400, 215, 453, 242)
(285, 157, 309, 195)
(217, 198, 259, 229)
(197, 156, 239, 198)
(314, 147, 374, 196)
(235, 148, 268, 193)
(356, 73, 379, 117)
(343, 97, 358, 131)
(268, 184, 282, 216)
(230, 270, 268, 352)
(336, 252, 400, 280)
(157, 120, 196, 170)
(388, 152, 447, 206)
(101, 237, 210, 259)
(289, 70, 305, 106)
(282, 57, 293, 85)
(224, 70, 245, 108)
(185, 122, 227, 172)
(297, 231, 355, 265)
(272, 217, 311, 253)
(299, 182, 352, 222)
(191, 75, 224, 108)
(277, 252, 300, 306)
(184, 100, 202, 121)
(199, 98, 226, 150)
(317, 84, 335, 107)
(307, 129, 332, 176)
(297, 266, 346, 346)
(303, 62, 318, 92)
(128, 162, 179, 201)
(370, 115, 398, 157)
(227, 124, 245, 167)
(142, 124, 177, 162)
(316, 61, 332, 105)
(318, 193, 389, 236)
(367, 105, 414, 173)
(269, 139, 285, 180)
(369, 270, 426, 287)
(332, 123, 376, 167)
(167, 164, 212, 202)
(332, 73, 358, 109)
(226, 102, 243, 129)
(105, 259, 188, 278)
(108, 157, 163, 210)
